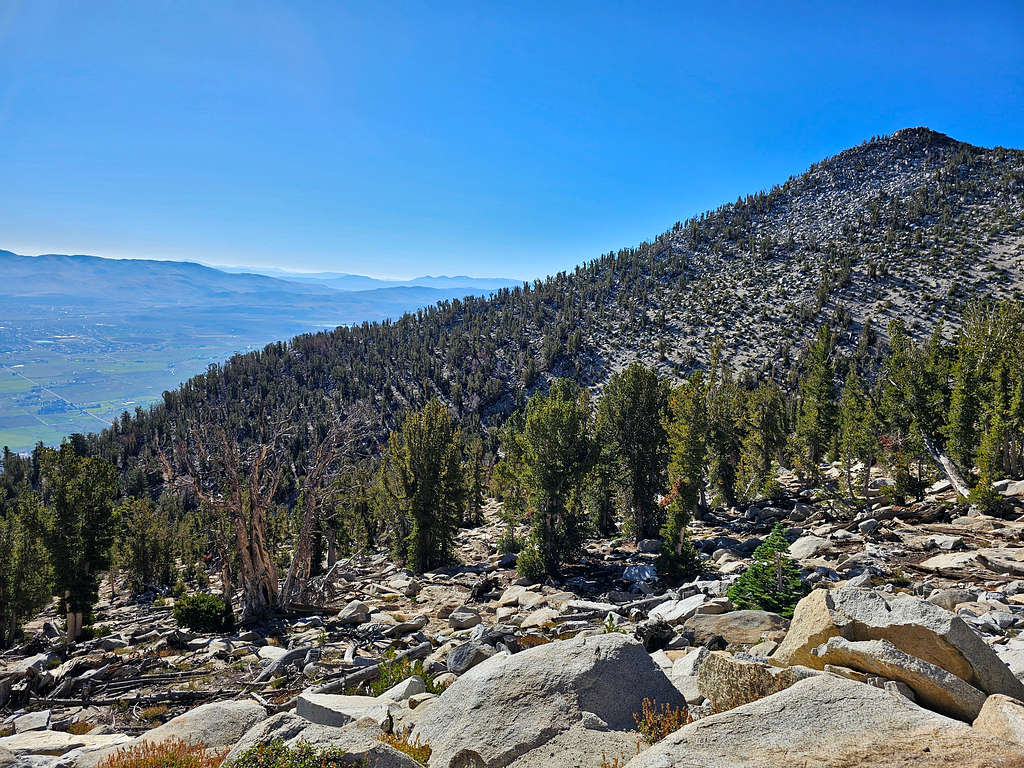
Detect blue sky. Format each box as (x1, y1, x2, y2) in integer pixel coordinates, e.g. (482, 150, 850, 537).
(0, 1, 1021, 280)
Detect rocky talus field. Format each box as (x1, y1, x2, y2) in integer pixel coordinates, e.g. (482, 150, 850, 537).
(5, 464, 1024, 767)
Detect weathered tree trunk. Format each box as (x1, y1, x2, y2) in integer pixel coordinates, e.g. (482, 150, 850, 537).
(279, 496, 315, 610)
(921, 433, 973, 499)
(326, 527, 338, 569)
(65, 590, 83, 642)
(235, 502, 279, 623)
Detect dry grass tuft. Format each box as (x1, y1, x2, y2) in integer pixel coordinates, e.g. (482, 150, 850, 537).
(379, 732, 431, 765)
(67, 720, 95, 735)
(97, 738, 227, 768)
(633, 697, 692, 744)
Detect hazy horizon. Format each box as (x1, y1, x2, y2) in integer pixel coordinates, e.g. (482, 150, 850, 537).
(1, 1, 1021, 279)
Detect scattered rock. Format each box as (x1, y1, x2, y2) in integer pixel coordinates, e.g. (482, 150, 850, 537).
(812, 636, 987, 721)
(683, 610, 789, 646)
(227, 714, 420, 768)
(772, 587, 1024, 699)
(973, 694, 1024, 746)
(696, 651, 821, 712)
(649, 594, 706, 624)
(337, 600, 370, 625)
(623, 675, 1024, 768)
(447, 640, 497, 674)
(137, 700, 267, 748)
(295, 692, 394, 728)
(415, 633, 682, 768)
(449, 607, 482, 630)
(0, 731, 130, 758)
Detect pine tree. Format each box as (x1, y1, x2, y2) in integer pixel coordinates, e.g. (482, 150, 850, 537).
(587, 444, 620, 538)
(883, 318, 967, 498)
(791, 325, 837, 479)
(113, 496, 177, 594)
(727, 523, 808, 618)
(510, 379, 595, 578)
(660, 375, 707, 576)
(704, 345, 744, 506)
(378, 399, 466, 573)
(462, 435, 486, 527)
(838, 367, 878, 499)
(0, 491, 53, 648)
(596, 363, 671, 540)
(736, 380, 787, 501)
(38, 443, 117, 640)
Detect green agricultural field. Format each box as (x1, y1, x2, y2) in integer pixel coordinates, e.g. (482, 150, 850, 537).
(0, 315, 336, 453)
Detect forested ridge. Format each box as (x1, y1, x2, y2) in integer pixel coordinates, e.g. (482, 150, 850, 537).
(3, 126, 1024, 642)
(86, 127, 1024, 475)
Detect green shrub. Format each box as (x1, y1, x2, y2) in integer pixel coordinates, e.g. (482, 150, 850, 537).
(726, 523, 808, 618)
(80, 624, 113, 640)
(656, 530, 701, 580)
(516, 544, 546, 583)
(227, 741, 358, 768)
(173, 594, 234, 633)
(349, 650, 446, 697)
(496, 526, 522, 555)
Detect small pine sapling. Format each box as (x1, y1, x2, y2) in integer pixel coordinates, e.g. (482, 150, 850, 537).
(726, 523, 808, 618)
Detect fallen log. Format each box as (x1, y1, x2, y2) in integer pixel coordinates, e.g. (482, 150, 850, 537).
(252, 645, 313, 684)
(32, 689, 242, 707)
(266, 640, 432, 713)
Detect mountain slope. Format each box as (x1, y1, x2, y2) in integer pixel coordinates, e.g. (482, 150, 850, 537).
(0, 253, 519, 452)
(95, 128, 1024, 466)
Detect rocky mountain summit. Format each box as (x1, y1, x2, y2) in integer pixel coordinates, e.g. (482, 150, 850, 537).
(4, 466, 1024, 768)
(93, 127, 1024, 469)
(5, 127, 1024, 768)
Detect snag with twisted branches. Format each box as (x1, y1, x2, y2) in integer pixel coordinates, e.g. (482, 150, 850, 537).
(158, 406, 293, 623)
(279, 400, 375, 610)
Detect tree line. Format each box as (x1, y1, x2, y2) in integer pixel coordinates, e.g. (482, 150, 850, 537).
(5, 298, 1022, 647)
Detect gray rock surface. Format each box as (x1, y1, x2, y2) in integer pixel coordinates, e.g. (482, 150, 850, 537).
(696, 651, 821, 712)
(295, 692, 394, 728)
(226, 714, 420, 768)
(773, 587, 1024, 699)
(623, 675, 1024, 768)
(415, 633, 681, 768)
(683, 610, 789, 646)
(973, 694, 1024, 747)
(0, 731, 130, 758)
(812, 636, 987, 721)
(137, 699, 266, 748)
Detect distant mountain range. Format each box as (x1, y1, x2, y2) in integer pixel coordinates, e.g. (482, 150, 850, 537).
(0, 250, 519, 452)
(212, 264, 522, 293)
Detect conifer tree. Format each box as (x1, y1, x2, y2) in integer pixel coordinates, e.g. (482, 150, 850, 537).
(113, 496, 177, 594)
(736, 380, 787, 501)
(0, 491, 53, 648)
(884, 318, 967, 498)
(838, 367, 878, 499)
(587, 445, 620, 538)
(791, 325, 837, 479)
(597, 363, 670, 540)
(462, 435, 486, 527)
(510, 379, 595, 579)
(378, 399, 466, 573)
(38, 443, 117, 640)
(704, 345, 744, 506)
(660, 375, 707, 576)
(727, 523, 808, 618)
